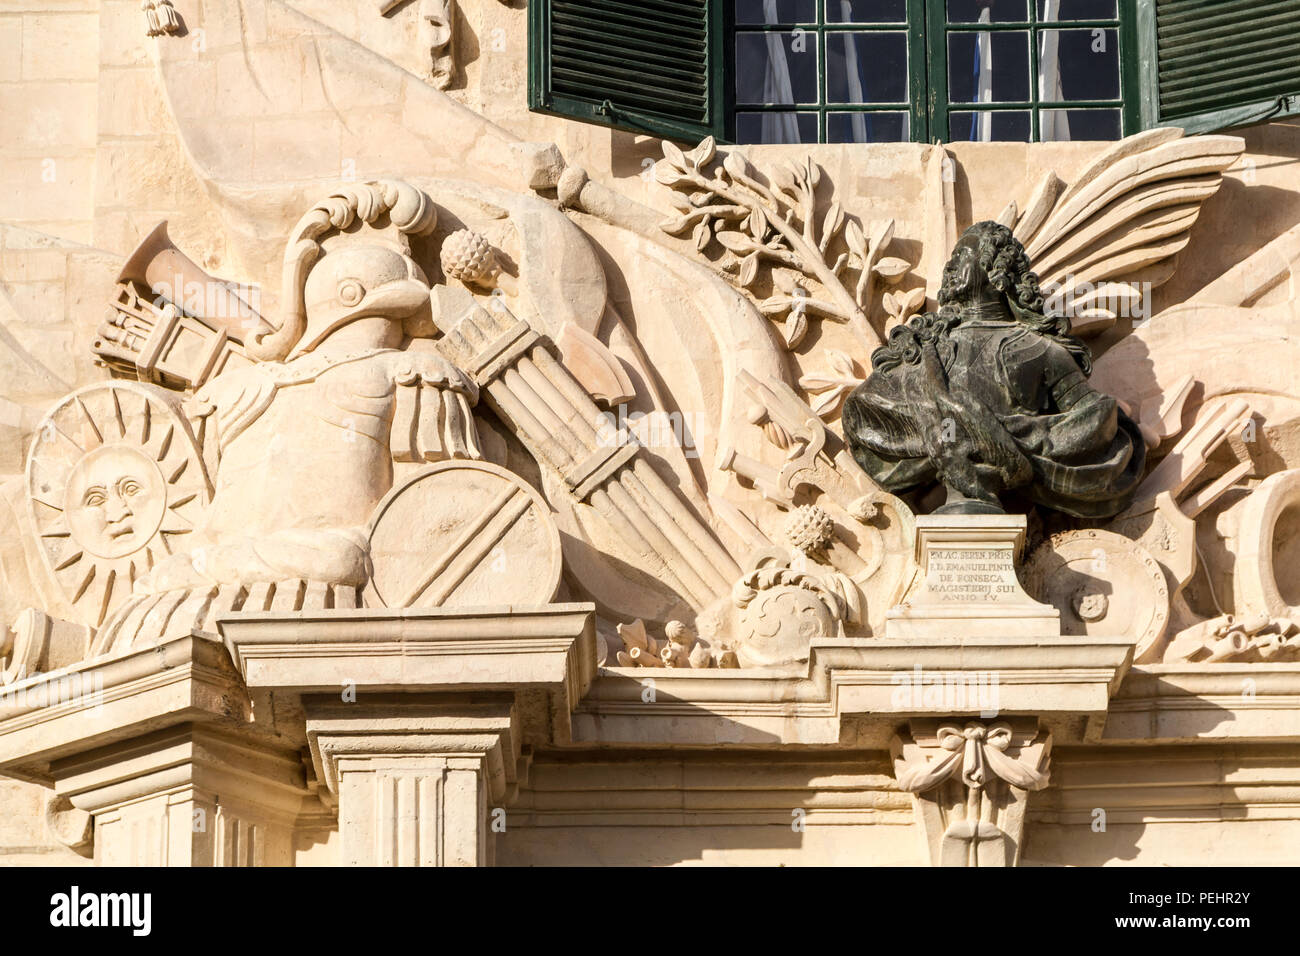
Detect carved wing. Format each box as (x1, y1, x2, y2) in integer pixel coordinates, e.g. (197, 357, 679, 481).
(1004, 128, 1244, 335)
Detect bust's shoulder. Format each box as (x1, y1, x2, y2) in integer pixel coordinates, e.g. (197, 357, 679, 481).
(996, 326, 1058, 363)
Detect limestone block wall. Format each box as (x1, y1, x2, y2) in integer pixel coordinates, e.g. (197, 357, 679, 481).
(0, 0, 100, 244)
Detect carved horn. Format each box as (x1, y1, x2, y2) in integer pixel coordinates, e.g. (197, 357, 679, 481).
(119, 221, 266, 340)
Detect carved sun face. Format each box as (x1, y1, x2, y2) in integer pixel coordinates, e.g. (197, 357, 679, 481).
(27, 383, 207, 628)
(64, 444, 168, 559)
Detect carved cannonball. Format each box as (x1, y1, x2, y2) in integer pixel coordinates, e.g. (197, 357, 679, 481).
(784, 504, 835, 555)
(440, 229, 497, 285)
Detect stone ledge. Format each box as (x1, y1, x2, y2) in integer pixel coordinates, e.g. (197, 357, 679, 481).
(219, 603, 598, 747)
(0, 635, 254, 786)
(1103, 663, 1300, 743)
(574, 634, 1135, 749)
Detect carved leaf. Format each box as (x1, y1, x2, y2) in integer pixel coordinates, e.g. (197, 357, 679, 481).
(662, 139, 688, 171)
(692, 219, 712, 252)
(845, 218, 867, 257)
(783, 310, 808, 349)
(715, 230, 757, 253)
(655, 161, 685, 187)
(786, 160, 807, 190)
(688, 136, 716, 169)
(738, 253, 760, 288)
(659, 214, 694, 236)
(873, 256, 910, 282)
(747, 205, 769, 240)
(723, 150, 752, 181)
(820, 201, 846, 251)
(898, 286, 926, 318)
(882, 290, 900, 319)
(669, 192, 693, 213)
(870, 218, 896, 253)
(772, 267, 801, 295)
(826, 348, 860, 380)
(813, 386, 853, 417)
(770, 163, 798, 196)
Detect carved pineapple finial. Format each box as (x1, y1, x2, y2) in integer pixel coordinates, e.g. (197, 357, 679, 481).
(440, 229, 497, 286)
(784, 504, 835, 556)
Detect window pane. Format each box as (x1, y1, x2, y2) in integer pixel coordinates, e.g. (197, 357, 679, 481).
(1038, 28, 1119, 101)
(949, 109, 1031, 141)
(735, 32, 819, 105)
(827, 111, 909, 142)
(825, 0, 906, 23)
(827, 32, 908, 104)
(948, 31, 1030, 103)
(1039, 108, 1120, 140)
(736, 0, 816, 24)
(1036, 0, 1117, 20)
(735, 111, 820, 143)
(947, 0, 1028, 23)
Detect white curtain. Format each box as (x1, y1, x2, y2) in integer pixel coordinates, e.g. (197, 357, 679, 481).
(837, 1, 870, 141)
(760, 0, 802, 142)
(1038, 0, 1071, 141)
(974, 6, 993, 140)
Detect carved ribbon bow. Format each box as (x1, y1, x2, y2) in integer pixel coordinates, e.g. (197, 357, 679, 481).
(894, 722, 1049, 794)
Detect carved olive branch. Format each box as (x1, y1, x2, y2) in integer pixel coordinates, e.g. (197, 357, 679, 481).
(656, 137, 913, 353)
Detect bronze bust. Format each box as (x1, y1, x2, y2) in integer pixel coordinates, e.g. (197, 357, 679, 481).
(842, 221, 1145, 519)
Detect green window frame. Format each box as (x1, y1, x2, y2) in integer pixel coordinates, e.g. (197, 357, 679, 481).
(728, 1, 1135, 143)
(924, 0, 1136, 144)
(528, 0, 1295, 144)
(728, 1, 930, 143)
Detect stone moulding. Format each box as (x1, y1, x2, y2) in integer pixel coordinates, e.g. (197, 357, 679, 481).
(0, 635, 252, 786)
(219, 603, 598, 737)
(0, 636, 308, 865)
(577, 633, 1135, 750)
(1103, 664, 1300, 743)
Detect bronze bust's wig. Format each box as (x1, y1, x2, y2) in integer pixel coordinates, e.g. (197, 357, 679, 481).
(873, 220, 1091, 376)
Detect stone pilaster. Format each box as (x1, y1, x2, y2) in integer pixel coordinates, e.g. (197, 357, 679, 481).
(221, 603, 597, 867)
(305, 697, 517, 867)
(0, 636, 313, 866)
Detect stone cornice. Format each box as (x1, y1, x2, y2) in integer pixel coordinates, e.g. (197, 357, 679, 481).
(0, 635, 255, 787)
(220, 603, 598, 747)
(575, 635, 1135, 750)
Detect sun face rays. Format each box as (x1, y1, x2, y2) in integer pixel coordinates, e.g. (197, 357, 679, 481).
(28, 383, 209, 628)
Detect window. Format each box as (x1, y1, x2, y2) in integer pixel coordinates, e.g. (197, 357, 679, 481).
(732, 0, 921, 144)
(938, 0, 1127, 144)
(529, 0, 1300, 144)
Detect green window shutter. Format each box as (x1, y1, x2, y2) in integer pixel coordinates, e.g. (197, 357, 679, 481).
(528, 0, 726, 143)
(1137, 0, 1300, 133)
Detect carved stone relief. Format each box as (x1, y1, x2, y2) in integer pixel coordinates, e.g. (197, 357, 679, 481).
(892, 719, 1052, 867)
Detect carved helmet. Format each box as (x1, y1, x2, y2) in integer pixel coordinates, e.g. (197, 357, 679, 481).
(247, 180, 439, 362)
